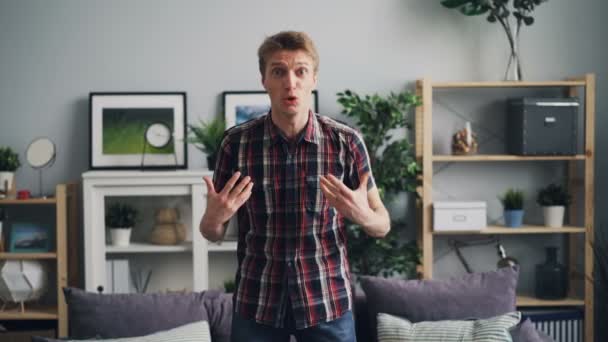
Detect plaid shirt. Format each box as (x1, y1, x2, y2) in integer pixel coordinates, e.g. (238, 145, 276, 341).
(213, 111, 374, 329)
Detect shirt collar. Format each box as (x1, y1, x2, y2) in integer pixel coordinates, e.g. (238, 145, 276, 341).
(266, 110, 319, 146)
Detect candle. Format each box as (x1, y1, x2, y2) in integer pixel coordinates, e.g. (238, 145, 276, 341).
(465, 122, 472, 146)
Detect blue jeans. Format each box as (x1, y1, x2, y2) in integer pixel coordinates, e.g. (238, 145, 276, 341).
(230, 310, 357, 342)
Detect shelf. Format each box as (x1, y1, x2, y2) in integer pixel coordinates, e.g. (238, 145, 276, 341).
(0, 252, 57, 260)
(433, 225, 586, 235)
(106, 241, 193, 254)
(516, 295, 584, 307)
(0, 198, 57, 205)
(433, 155, 586, 162)
(431, 80, 586, 88)
(207, 240, 237, 252)
(0, 304, 58, 320)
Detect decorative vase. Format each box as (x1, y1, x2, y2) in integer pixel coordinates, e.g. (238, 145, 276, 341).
(504, 209, 524, 227)
(110, 228, 132, 247)
(504, 26, 523, 81)
(542, 206, 565, 228)
(535, 246, 567, 299)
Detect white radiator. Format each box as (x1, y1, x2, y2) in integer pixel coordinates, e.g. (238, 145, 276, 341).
(523, 308, 584, 342)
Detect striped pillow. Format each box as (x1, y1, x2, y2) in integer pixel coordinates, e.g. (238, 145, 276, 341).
(377, 311, 521, 342)
(34, 320, 211, 342)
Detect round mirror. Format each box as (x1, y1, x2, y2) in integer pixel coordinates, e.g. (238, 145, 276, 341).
(26, 138, 56, 169)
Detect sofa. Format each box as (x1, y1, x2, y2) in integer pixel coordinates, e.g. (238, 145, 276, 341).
(33, 267, 553, 341)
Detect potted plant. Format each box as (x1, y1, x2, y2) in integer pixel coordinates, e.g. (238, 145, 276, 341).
(499, 188, 525, 227)
(187, 117, 225, 170)
(0, 146, 21, 195)
(105, 203, 138, 247)
(223, 278, 236, 293)
(439, 0, 549, 81)
(536, 183, 571, 228)
(337, 89, 422, 279)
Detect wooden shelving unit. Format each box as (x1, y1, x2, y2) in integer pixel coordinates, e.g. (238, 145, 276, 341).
(415, 75, 595, 341)
(0, 183, 77, 337)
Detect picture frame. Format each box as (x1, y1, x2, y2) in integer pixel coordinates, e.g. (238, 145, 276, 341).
(9, 222, 52, 253)
(89, 92, 188, 170)
(223, 90, 319, 128)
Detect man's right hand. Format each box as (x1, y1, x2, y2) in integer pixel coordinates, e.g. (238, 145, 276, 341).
(200, 172, 253, 242)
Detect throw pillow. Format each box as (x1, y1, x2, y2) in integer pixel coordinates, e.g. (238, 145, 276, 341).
(32, 320, 210, 342)
(62, 287, 213, 339)
(377, 311, 521, 342)
(360, 266, 519, 341)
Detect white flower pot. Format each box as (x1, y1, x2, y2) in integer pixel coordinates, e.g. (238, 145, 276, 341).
(0, 172, 15, 193)
(542, 206, 565, 228)
(110, 228, 132, 247)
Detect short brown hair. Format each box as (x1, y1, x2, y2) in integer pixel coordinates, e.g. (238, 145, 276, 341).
(257, 31, 319, 78)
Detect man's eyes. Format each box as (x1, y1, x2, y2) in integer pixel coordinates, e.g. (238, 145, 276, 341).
(270, 67, 309, 77)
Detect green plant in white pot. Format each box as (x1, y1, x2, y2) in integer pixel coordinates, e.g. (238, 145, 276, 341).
(499, 188, 524, 227)
(537, 183, 571, 228)
(0, 146, 21, 196)
(106, 203, 138, 247)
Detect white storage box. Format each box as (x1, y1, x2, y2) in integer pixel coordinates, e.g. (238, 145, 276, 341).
(433, 201, 487, 231)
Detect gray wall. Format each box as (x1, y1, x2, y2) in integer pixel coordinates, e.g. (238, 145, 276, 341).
(1, 0, 607, 338)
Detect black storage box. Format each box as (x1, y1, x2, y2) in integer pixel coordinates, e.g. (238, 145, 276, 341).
(507, 97, 579, 155)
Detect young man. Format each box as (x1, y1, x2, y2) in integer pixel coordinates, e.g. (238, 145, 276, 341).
(199, 31, 390, 342)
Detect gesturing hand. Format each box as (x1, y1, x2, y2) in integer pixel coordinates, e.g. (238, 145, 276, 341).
(202, 172, 253, 227)
(319, 173, 373, 226)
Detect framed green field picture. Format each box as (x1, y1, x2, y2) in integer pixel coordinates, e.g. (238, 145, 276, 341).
(89, 92, 187, 169)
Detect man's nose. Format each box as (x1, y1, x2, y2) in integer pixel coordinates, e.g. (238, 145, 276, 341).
(284, 71, 298, 89)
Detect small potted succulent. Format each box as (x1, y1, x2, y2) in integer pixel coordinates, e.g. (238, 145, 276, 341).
(499, 188, 525, 227)
(105, 203, 138, 247)
(537, 183, 571, 228)
(187, 117, 225, 170)
(0, 146, 21, 195)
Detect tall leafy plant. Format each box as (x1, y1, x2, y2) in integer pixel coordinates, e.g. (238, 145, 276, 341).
(337, 89, 421, 279)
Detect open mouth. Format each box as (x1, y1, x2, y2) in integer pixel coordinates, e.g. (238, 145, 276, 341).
(284, 96, 298, 105)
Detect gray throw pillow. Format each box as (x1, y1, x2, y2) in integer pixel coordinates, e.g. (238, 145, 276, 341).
(62, 287, 213, 339)
(360, 266, 519, 341)
(32, 320, 211, 342)
(377, 311, 521, 342)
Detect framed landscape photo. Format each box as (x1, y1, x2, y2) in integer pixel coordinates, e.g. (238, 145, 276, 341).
(89, 92, 187, 169)
(223, 90, 318, 128)
(9, 222, 52, 253)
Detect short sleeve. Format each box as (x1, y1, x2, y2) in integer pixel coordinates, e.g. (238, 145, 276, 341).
(347, 131, 375, 191)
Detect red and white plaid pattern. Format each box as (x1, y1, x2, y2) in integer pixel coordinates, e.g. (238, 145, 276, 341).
(213, 111, 374, 329)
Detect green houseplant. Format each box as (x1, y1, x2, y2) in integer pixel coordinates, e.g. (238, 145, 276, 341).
(106, 203, 138, 247)
(0, 146, 21, 194)
(439, 0, 549, 81)
(337, 89, 422, 279)
(537, 183, 571, 227)
(187, 117, 225, 170)
(499, 188, 524, 227)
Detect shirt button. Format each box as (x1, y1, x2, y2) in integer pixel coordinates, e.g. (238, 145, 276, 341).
(287, 261, 293, 267)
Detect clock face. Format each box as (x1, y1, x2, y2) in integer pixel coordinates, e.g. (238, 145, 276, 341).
(145, 123, 172, 148)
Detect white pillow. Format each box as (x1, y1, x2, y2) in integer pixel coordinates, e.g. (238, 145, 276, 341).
(377, 311, 521, 342)
(63, 320, 211, 342)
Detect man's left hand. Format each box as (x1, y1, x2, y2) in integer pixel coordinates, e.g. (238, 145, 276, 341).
(319, 173, 373, 226)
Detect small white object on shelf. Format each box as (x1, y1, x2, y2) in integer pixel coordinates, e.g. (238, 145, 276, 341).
(433, 201, 487, 231)
(0, 260, 48, 303)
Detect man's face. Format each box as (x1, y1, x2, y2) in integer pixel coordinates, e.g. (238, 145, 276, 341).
(262, 49, 317, 118)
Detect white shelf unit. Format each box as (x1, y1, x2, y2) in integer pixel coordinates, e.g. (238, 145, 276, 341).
(82, 170, 238, 293)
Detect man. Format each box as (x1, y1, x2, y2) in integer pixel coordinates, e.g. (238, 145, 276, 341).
(199, 31, 390, 342)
